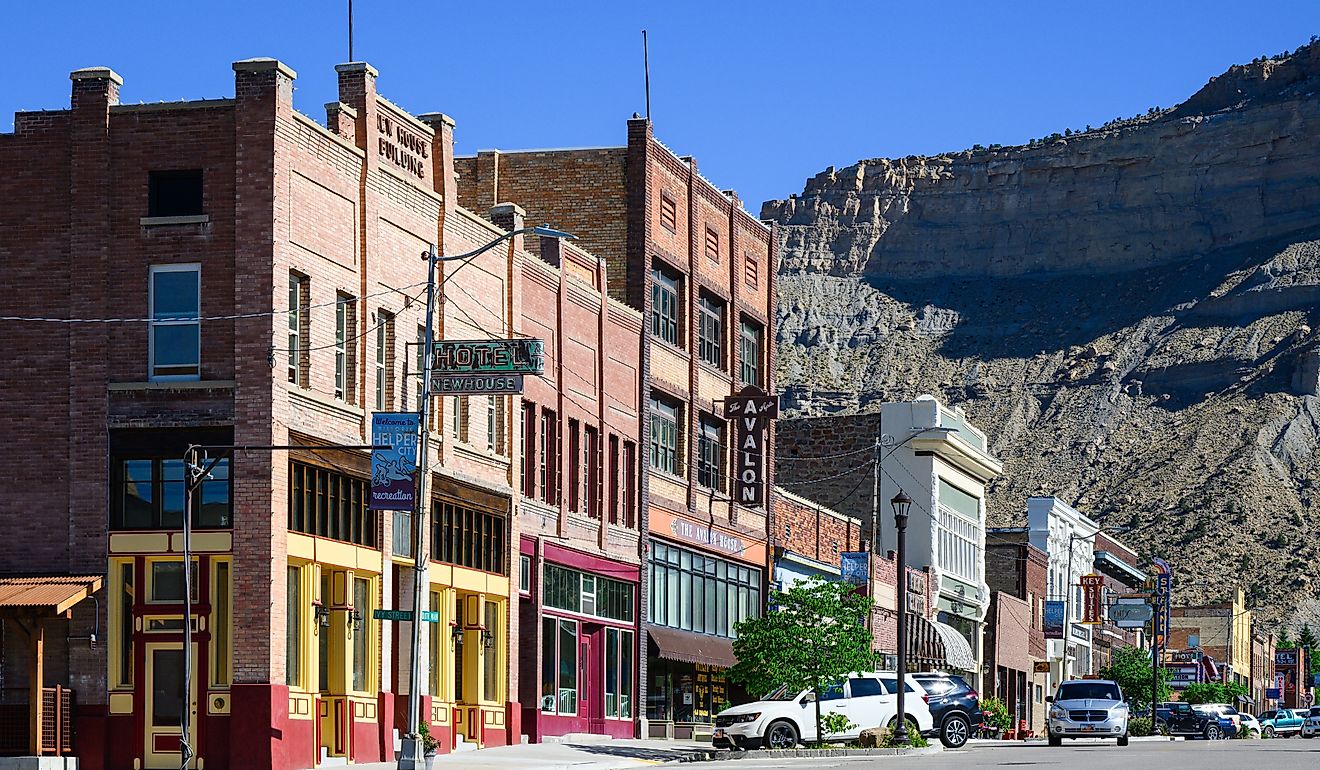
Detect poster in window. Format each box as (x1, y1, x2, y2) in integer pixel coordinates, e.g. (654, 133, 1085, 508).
(370, 412, 420, 510)
(1043, 600, 1065, 640)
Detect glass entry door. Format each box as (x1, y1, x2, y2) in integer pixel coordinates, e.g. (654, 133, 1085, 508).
(144, 643, 198, 769)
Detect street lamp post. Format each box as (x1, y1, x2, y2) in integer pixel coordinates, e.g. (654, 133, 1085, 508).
(397, 224, 571, 769)
(891, 489, 913, 746)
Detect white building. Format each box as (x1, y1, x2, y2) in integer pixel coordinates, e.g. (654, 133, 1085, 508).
(1027, 497, 1099, 686)
(875, 395, 1002, 691)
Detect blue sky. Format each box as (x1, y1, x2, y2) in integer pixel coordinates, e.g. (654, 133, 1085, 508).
(3, 1, 1318, 210)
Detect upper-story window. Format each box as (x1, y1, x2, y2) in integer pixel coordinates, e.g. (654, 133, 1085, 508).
(744, 252, 759, 290)
(288, 461, 378, 548)
(148, 170, 203, 217)
(375, 311, 394, 411)
(659, 193, 677, 232)
(651, 264, 682, 346)
(704, 227, 720, 262)
(149, 264, 201, 381)
(698, 293, 724, 369)
(649, 393, 682, 476)
(288, 273, 309, 386)
(696, 415, 726, 492)
(739, 318, 762, 388)
(112, 455, 231, 530)
(335, 294, 356, 401)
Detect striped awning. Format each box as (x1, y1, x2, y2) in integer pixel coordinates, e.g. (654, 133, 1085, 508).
(0, 575, 102, 614)
(931, 620, 978, 672)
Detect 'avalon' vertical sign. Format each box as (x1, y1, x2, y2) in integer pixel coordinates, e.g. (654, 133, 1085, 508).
(370, 412, 420, 510)
(723, 386, 779, 507)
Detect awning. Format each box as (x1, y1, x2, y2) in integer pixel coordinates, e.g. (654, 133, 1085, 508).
(0, 575, 102, 614)
(932, 620, 977, 672)
(646, 624, 737, 669)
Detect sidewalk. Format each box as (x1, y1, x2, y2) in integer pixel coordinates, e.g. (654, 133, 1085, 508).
(350, 739, 716, 770)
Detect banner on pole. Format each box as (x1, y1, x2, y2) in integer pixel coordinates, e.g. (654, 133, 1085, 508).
(1044, 600, 1065, 639)
(839, 552, 869, 587)
(370, 412, 420, 510)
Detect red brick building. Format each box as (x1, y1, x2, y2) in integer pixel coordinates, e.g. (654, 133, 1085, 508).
(0, 59, 545, 769)
(457, 122, 778, 737)
(984, 529, 1049, 734)
(515, 224, 644, 741)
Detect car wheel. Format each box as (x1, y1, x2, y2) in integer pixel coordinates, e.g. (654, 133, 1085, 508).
(1206, 725, 1223, 740)
(940, 713, 970, 749)
(1118, 735, 1129, 747)
(1155, 719, 1169, 736)
(1264, 725, 1275, 738)
(765, 719, 799, 750)
(1048, 735, 1062, 747)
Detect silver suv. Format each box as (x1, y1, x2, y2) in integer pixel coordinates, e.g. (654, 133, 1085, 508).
(1046, 679, 1130, 747)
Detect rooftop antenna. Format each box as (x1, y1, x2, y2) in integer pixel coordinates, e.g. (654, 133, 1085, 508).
(642, 29, 651, 119)
(348, 0, 355, 61)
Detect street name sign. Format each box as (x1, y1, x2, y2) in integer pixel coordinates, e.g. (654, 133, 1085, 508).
(373, 609, 440, 623)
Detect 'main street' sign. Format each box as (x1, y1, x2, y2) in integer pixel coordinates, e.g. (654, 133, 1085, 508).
(432, 339, 544, 375)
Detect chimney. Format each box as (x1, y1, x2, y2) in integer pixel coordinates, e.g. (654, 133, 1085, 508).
(70, 67, 122, 113)
(418, 113, 458, 205)
(334, 61, 379, 149)
(490, 203, 525, 252)
(325, 102, 358, 140)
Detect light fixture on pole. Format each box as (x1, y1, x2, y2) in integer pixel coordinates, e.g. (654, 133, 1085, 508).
(397, 224, 573, 770)
(891, 489, 913, 746)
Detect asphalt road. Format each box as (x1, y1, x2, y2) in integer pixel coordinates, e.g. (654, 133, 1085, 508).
(682, 738, 1320, 769)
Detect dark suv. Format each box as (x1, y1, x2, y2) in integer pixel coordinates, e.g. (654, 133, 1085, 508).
(911, 672, 983, 748)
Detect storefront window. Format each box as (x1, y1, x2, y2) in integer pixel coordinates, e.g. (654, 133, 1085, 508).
(647, 541, 760, 638)
(558, 619, 577, 714)
(483, 602, 500, 702)
(213, 561, 230, 686)
(540, 617, 556, 712)
(352, 577, 370, 692)
(605, 628, 634, 718)
(285, 565, 301, 688)
(543, 564, 634, 622)
(646, 659, 745, 724)
(118, 562, 134, 687)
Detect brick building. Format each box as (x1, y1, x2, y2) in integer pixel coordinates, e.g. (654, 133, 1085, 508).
(0, 58, 571, 769)
(1168, 587, 1253, 698)
(456, 123, 778, 738)
(769, 487, 861, 591)
(985, 529, 1050, 735)
(1088, 532, 1146, 673)
(514, 225, 644, 741)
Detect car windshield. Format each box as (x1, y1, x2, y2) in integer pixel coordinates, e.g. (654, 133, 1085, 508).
(1057, 682, 1120, 701)
(761, 684, 799, 701)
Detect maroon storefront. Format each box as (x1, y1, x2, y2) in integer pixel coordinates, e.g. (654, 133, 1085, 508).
(519, 539, 639, 741)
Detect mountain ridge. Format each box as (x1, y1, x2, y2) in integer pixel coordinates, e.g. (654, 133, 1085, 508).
(764, 40, 1320, 619)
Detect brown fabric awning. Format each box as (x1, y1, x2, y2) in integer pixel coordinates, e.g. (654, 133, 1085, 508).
(0, 575, 102, 615)
(646, 624, 737, 669)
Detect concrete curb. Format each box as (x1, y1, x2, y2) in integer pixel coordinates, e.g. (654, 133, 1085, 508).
(731, 745, 943, 759)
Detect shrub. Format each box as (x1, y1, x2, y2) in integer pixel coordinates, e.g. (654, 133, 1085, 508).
(877, 724, 929, 748)
(980, 697, 1013, 732)
(1128, 716, 1153, 737)
(819, 711, 856, 741)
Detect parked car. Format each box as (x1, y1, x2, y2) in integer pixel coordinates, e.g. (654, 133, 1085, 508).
(1302, 707, 1320, 738)
(910, 671, 983, 749)
(1198, 703, 1242, 731)
(1046, 679, 1130, 747)
(1156, 702, 1236, 739)
(712, 672, 935, 750)
(1238, 713, 1261, 737)
(1258, 708, 1307, 737)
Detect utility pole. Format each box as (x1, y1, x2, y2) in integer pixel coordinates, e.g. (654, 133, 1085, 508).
(398, 243, 440, 769)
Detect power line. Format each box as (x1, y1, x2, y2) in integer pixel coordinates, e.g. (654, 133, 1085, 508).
(0, 279, 427, 325)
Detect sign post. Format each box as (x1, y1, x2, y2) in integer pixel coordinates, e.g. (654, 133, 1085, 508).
(722, 386, 778, 507)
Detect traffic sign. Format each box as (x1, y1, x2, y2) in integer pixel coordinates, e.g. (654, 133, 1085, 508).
(374, 609, 440, 623)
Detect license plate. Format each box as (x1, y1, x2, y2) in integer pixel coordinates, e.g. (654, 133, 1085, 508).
(713, 728, 726, 738)
(1081, 724, 1095, 732)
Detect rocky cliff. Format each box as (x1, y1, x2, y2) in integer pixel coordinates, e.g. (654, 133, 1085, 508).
(765, 41, 1320, 618)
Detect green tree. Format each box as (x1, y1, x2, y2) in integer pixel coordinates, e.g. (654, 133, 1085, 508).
(1278, 628, 1294, 649)
(1298, 624, 1320, 676)
(1098, 646, 1170, 711)
(730, 577, 874, 746)
(1183, 680, 1247, 705)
